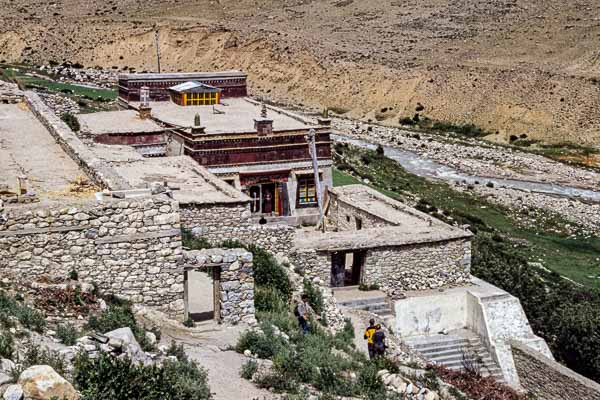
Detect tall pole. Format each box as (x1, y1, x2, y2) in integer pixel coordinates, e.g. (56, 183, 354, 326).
(154, 29, 161, 73)
(307, 129, 324, 222)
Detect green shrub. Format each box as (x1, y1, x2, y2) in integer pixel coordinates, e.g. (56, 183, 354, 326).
(165, 341, 187, 361)
(61, 112, 80, 132)
(240, 359, 258, 380)
(248, 245, 291, 301)
(220, 239, 246, 249)
(183, 316, 195, 328)
(0, 332, 14, 359)
(255, 287, 288, 313)
(73, 352, 211, 400)
(87, 303, 155, 351)
(68, 269, 79, 281)
(12, 346, 67, 378)
(356, 362, 387, 399)
(56, 323, 79, 346)
(0, 291, 46, 333)
(302, 280, 324, 315)
(235, 324, 288, 359)
(181, 228, 212, 250)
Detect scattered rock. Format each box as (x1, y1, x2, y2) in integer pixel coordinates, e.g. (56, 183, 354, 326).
(18, 365, 78, 400)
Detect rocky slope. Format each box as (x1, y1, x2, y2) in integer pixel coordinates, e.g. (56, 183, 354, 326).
(1, 0, 600, 146)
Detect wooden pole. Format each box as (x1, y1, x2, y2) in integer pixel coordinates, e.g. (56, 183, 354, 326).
(307, 129, 324, 222)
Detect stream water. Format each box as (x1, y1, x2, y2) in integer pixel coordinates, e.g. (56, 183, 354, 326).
(333, 134, 600, 202)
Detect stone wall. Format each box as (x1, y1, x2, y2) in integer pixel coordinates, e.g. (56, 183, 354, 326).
(184, 248, 255, 324)
(292, 239, 470, 296)
(512, 342, 600, 400)
(326, 194, 391, 231)
(0, 196, 184, 314)
(363, 239, 471, 296)
(181, 203, 295, 255)
(25, 92, 131, 191)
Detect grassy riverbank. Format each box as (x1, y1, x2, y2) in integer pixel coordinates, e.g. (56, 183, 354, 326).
(332, 143, 600, 288)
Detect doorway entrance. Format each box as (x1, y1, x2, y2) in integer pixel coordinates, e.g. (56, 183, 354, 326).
(330, 250, 366, 287)
(184, 266, 221, 322)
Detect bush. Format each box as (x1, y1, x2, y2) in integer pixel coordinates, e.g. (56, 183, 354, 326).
(183, 316, 195, 328)
(248, 245, 292, 301)
(302, 280, 324, 315)
(69, 269, 79, 281)
(0, 332, 14, 359)
(165, 341, 187, 361)
(240, 359, 258, 380)
(375, 144, 385, 157)
(56, 323, 79, 346)
(235, 324, 288, 359)
(254, 287, 288, 314)
(61, 112, 80, 132)
(12, 346, 67, 378)
(399, 116, 416, 126)
(73, 352, 211, 400)
(181, 228, 212, 250)
(0, 291, 46, 333)
(87, 302, 155, 351)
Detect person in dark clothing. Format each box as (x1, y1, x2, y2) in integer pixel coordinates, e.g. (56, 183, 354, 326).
(295, 294, 312, 334)
(372, 324, 386, 357)
(363, 318, 377, 359)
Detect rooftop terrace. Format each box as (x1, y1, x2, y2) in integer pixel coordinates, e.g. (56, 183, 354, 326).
(0, 103, 91, 204)
(78, 110, 165, 135)
(137, 98, 309, 134)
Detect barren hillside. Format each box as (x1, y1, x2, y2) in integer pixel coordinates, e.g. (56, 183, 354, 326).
(2, 0, 600, 145)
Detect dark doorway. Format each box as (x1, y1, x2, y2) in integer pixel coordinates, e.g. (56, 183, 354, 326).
(330, 250, 365, 287)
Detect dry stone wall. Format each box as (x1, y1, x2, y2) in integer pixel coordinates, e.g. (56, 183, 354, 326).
(184, 248, 255, 324)
(25, 92, 131, 191)
(0, 196, 184, 314)
(363, 239, 471, 296)
(326, 195, 391, 232)
(512, 342, 600, 400)
(292, 239, 470, 296)
(181, 203, 295, 255)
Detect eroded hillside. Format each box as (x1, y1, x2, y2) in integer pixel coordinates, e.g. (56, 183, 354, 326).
(2, 0, 600, 145)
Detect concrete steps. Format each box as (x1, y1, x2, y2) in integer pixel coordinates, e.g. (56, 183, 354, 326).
(334, 291, 394, 317)
(405, 333, 505, 382)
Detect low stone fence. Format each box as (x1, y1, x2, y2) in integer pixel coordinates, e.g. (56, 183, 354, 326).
(0, 196, 184, 315)
(512, 341, 600, 400)
(25, 92, 131, 190)
(184, 248, 255, 324)
(181, 203, 296, 256)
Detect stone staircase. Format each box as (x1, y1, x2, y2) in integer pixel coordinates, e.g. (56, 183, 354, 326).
(404, 332, 505, 382)
(333, 288, 394, 317)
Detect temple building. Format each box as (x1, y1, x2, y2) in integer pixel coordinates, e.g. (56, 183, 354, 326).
(154, 98, 333, 224)
(118, 71, 247, 102)
(169, 82, 221, 106)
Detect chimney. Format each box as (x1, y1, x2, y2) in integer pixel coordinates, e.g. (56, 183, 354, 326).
(191, 113, 205, 135)
(317, 108, 331, 127)
(138, 86, 152, 119)
(254, 102, 273, 136)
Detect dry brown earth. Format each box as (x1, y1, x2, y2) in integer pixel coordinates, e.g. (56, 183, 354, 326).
(2, 0, 600, 145)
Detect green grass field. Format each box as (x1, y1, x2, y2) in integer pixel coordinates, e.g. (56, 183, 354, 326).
(333, 144, 600, 289)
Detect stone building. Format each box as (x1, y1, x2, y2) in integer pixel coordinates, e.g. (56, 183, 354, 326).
(293, 185, 472, 295)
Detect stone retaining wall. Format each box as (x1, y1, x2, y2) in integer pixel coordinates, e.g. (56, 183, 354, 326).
(25, 92, 131, 190)
(292, 239, 470, 295)
(512, 341, 600, 400)
(181, 203, 295, 255)
(184, 248, 255, 324)
(0, 196, 184, 314)
(363, 239, 471, 296)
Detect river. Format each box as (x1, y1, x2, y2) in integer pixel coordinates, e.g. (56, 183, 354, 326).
(333, 134, 600, 202)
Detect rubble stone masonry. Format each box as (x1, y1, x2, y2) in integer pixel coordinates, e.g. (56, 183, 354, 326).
(0, 196, 184, 314)
(181, 203, 295, 255)
(512, 342, 600, 400)
(363, 239, 471, 295)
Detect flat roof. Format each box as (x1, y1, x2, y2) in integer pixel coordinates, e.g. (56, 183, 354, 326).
(77, 110, 165, 135)
(0, 103, 92, 203)
(295, 184, 471, 251)
(169, 81, 220, 93)
(119, 70, 247, 81)
(109, 156, 250, 205)
(139, 98, 310, 134)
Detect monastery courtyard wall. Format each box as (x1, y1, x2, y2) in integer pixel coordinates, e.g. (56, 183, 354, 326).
(0, 196, 185, 314)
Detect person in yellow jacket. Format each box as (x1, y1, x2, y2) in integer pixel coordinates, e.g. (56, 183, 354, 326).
(363, 318, 377, 359)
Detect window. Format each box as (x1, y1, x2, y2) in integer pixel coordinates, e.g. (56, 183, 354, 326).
(355, 217, 363, 230)
(297, 176, 317, 207)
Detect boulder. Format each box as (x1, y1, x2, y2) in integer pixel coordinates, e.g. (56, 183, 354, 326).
(3, 384, 24, 400)
(144, 332, 157, 347)
(0, 372, 12, 385)
(0, 359, 15, 373)
(18, 365, 78, 400)
(104, 328, 148, 364)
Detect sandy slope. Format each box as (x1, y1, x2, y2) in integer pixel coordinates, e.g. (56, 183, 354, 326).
(2, 0, 600, 145)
